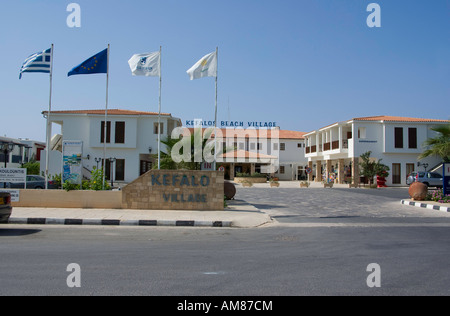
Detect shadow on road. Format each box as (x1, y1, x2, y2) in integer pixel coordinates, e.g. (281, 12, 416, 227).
(0, 227, 42, 237)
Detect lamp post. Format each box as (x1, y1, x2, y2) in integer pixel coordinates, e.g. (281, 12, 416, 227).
(94, 157, 102, 170)
(108, 157, 116, 188)
(2, 142, 15, 188)
(2, 142, 15, 168)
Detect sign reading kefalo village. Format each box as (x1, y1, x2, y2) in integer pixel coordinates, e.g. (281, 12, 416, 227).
(122, 170, 224, 210)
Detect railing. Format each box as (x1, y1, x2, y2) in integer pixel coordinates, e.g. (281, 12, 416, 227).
(332, 141, 339, 150)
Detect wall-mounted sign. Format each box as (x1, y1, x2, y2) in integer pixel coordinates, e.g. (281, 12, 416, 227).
(0, 189, 20, 202)
(185, 120, 278, 129)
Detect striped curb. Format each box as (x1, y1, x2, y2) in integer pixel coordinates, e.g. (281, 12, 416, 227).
(7, 217, 232, 228)
(401, 200, 450, 213)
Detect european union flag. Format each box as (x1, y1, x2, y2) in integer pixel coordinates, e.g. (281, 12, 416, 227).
(68, 48, 108, 77)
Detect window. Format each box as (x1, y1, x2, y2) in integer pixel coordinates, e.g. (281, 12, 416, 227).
(392, 163, 401, 184)
(250, 143, 256, 150)
(154, 122, 164, 134)
(406, 163, 415, 178)
(297, 143, 302, 148)
(279, 166, 285, 174)
(101, 121, 111, 143)
(280, 143, 286, 151)
(115, 122, 125, 144)
(394, 128, 403, 148)
(408, 128, 417, 149)
(257, 143, 262, 150)
(358, 127, 366, 139)
(140, 160, 152, 176)
(115, 159, 125, 181)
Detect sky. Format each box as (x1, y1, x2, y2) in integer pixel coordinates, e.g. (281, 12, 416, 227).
(1, 0, 449, 142)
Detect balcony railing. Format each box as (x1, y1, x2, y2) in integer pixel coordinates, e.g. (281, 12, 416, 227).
(306, 139, 350, 154)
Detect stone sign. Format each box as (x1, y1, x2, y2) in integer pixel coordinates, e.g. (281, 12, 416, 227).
(122, 170, 224, 210)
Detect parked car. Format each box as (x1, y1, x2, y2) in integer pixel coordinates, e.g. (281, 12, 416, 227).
(406, 172, 443, 188)
(0, 192, 12, 223)
(0, 175, 58, 189)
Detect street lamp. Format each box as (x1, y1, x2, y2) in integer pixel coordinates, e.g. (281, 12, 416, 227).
(2, 142, 15, 189)
(1, 142, 15, 168)
(108, 157, 116, 188)
(94, 157, 102, 170)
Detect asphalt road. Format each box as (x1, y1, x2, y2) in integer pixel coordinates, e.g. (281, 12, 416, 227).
(1, 187, 450, 296)
(1, 223, 450, 296)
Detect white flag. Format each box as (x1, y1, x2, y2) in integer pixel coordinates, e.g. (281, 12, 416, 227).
(128, 52, 160, 77)
(186, 51, 217, 80)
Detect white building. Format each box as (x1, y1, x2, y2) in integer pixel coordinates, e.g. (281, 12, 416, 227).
(41, 109, 182, 184)
(304, 115, 449, 186)
(0, 136, 45, 168)
(192, 128, 307, 180)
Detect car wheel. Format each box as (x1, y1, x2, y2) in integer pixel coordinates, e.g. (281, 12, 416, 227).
(423, 182, 430, 187)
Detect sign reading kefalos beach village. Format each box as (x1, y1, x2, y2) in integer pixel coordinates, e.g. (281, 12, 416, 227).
(122, 170, 224, 211)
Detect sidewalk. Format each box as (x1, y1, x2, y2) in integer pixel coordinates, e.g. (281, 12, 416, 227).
(7, 199, 273, 228)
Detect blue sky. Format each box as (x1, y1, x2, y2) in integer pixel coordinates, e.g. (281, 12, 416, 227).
(1, 0, 449, 141)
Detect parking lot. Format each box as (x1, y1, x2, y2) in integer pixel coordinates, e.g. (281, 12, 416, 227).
(234, 184, 450, 223)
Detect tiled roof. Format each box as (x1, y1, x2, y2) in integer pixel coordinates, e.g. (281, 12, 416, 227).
(43, 109, 172, 116)
(187, 128, 306, 140)
(352, 115, 449, 123)
(218, 150, 278, 160)
(305, 115, 449, 135)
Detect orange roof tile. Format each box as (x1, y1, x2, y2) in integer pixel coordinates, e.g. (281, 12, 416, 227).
(43, 109, 172, 116)
(187, 128, 305, 140)
(352, 115, 449, 123)
(218, 150, 277, 160)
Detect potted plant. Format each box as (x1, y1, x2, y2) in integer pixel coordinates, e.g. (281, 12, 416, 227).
(300, 181, 310, 188)
(270, 179, 280, 187)
(241, 179, 253, 187)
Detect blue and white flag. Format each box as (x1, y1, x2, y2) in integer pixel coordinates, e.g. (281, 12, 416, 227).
(19, 47, 52, 79)
(128, 52, 160, 77)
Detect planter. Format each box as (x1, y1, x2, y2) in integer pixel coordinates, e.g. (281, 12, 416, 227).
(242, 182, 253, 187)
(348, 184, 359, 188)
(234, 177, 267, 184)
(376, 176, 388, 188)
(300, 183, 309, 188)
(323, 183, 333, 188)
(270, 182, 280, 188)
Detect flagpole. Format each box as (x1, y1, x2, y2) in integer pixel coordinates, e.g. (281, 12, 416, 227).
(102, 44, 110, 190)
(158, 46, 162, 170)
(214, 47, 218, 170)
(45, 44, 54, 190)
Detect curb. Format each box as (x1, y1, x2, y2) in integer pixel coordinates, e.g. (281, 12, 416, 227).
(401, 200, 450, 213)
(7, 217, 232, 228)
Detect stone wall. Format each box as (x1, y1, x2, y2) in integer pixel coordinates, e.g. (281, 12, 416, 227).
(122, 170, 224, 210)
(12, 190, 122, 209)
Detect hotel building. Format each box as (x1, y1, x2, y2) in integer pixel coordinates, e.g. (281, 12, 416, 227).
(304, 116, 449, 186)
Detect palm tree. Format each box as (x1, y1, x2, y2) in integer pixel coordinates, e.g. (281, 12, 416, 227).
(156, 128, 217, 170)
(419, 124, 450, 163)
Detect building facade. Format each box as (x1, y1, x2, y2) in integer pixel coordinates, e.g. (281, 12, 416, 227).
(0, 136, 45, 168)
(41, 109, 182, 184)
(197, 128, 307, 180)
(304, 116, 449, 186)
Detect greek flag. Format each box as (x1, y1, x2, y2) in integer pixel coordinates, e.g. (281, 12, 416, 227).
(19, 47, 52, 79)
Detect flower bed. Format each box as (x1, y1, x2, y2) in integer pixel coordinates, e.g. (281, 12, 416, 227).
(427, 189, 450, 204)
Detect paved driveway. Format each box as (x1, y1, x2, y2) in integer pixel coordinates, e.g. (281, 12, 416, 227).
(234, 186, 450, 222)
